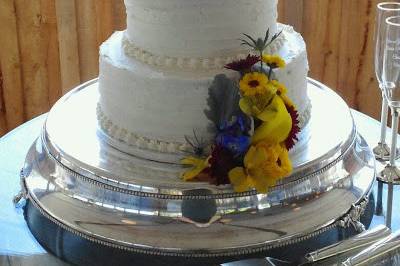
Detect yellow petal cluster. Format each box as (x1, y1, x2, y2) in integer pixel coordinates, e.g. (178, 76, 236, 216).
(229, 143, 292, 193)
(262, 54, 286, 69)
(181, 156, 210, 181)
(235, 70, 294, 193)
(239, 72, 270, 97)
(239, 90, 276, 117)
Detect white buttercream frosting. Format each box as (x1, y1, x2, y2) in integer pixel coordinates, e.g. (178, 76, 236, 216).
(97, 101, 312, 155)
(98, 23, 310, 162)
(122, 32, 285, 71)
(124, 0, 278, 58)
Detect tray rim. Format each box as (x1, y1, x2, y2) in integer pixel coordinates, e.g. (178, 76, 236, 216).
(21, 172, 373, 257)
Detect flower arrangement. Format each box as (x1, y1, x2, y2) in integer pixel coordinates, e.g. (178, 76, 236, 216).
(181, 29, 300, 193)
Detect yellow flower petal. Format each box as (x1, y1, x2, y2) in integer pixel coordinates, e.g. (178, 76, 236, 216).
(277, 144, 292, 174)
(181, 156, 201, 165)
(229, 167, 251, 192)
(252, 96, 292, 144)
(268, 80, 297, 108)
(180, 156, 210, 181)
(251, 145, 269, 168)
(239, 97, 256, 116)
(243, 146, 257, 168)
(258, 143, 292, 179)
(270, 80, 288, 95)
(280, 95, 295, 108)
(262, 54, 286, 69)
(256, 99, 279, 122)
(238, 143, 293, 193)
(240, 93, 277, 118)
(182, 168, 204, 181)
(239, 72, 269, 97)
(250, 173, 270, 193)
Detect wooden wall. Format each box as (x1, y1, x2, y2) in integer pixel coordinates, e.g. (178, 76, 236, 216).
(0, 0, 384, 136)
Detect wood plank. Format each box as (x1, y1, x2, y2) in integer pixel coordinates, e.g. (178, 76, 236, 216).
(278, 0, 304, 32)
(113, 0, 126, 31)
(75, 0, 99, 81)
(353, 0, 381, 119)
(0, 0, 25, 131)
(55, 0, 81, 94)
(15, 0, 50, 120)
(280, 0, 380, 120)
(335, 0, 362, 108)
(95, 0, 114, 46)
(0, 65, 8, 135)
(327, 0, 376, 115)
(41, 0, 62, 105)
(302, 1, 342, 90)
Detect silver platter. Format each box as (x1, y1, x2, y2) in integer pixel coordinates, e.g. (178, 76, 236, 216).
(20, 78, 375, 259)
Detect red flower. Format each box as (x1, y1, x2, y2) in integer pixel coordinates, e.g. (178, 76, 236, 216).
(190, 145, 237, 186)
(208, 145, 238, 185)
(285, 105, 301, 150)
(225, 55, 260, 72)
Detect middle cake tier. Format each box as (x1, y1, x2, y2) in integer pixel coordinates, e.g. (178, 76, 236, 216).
(98, 25, 310, 163)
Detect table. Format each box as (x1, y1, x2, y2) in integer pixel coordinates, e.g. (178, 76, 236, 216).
(0, 111, 396, 265)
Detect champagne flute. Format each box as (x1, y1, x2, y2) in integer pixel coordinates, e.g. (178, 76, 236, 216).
(373, 2, 400, 161)
(381, 15, 400, 182)
(381, 15, 400, 228)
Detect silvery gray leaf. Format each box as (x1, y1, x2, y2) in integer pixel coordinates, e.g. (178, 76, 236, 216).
(204, 74, 241, 129)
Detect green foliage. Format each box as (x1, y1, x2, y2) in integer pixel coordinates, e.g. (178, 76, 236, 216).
(239, 29, 282, 54)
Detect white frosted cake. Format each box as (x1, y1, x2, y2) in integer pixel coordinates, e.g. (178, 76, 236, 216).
(97, 0, 310, 187)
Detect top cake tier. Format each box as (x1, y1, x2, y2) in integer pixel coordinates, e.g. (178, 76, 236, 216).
(124, 0, 278, 58)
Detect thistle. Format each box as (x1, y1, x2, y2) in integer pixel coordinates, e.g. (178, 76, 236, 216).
(240, 29, 282, 71)
(185, 130, 208, 156)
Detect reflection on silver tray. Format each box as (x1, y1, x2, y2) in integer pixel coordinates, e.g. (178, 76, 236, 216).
(19, 78, 375, 258)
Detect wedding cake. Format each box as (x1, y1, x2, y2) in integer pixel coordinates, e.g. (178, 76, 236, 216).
(97, 0, 310, 191)
(19, 0, 376, 263)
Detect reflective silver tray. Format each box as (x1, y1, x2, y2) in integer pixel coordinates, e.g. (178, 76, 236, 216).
(19, 78, 375, 259)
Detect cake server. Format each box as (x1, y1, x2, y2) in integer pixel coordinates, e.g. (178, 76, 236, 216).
(342, 230, 400, 265)
(303, 225, 391, 264)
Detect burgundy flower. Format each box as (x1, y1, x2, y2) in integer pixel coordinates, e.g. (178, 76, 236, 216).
(208, 145, 237, 185)
(224, 55, 260, 72)
(285, 105, 301, 150)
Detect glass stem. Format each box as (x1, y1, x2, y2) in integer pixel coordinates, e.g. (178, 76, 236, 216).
(380, 91, 389, 144)
(390, 107, 399, 166)
(376, 181, 383, 215)
(386, 183, 393, 229)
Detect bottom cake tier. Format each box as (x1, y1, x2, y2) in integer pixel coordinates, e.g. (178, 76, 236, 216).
(16, 78, 375, 265)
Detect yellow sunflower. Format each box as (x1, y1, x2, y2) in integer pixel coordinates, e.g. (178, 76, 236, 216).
(262, 54, 286, 69)
(239, 72, 269, 97)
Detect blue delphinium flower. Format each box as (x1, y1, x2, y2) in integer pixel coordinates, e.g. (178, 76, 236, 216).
(216, 134, 250, 157)
(216, 115, 251, 158)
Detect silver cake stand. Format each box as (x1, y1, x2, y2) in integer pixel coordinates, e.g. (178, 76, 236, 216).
(17, 78, 376, 265)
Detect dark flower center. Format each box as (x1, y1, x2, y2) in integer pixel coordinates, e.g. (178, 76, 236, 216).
(248, 80, 260, 88)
